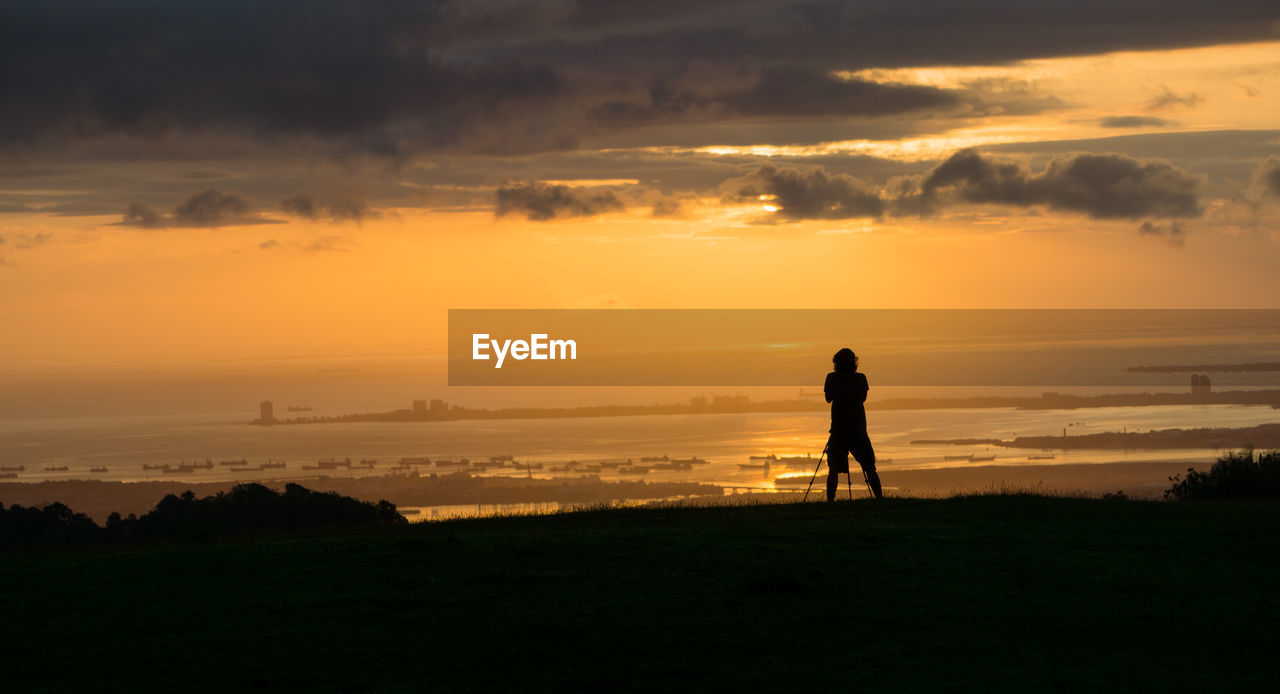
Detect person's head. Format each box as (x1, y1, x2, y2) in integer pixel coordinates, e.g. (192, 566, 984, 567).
(832, 348, 858, 373)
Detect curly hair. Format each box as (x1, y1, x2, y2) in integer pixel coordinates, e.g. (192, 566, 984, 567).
(832, 347, 858, 372)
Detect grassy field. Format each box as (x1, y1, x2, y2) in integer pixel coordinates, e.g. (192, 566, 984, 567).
(4, 495, 1279, 692)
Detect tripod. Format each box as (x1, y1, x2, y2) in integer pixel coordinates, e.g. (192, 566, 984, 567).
(802, 443, 875, 501)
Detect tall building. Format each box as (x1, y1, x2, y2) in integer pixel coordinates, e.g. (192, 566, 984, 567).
(413, 399, 428, 416)
(259, 400, 275, 424)
(430, 399, 447, 413)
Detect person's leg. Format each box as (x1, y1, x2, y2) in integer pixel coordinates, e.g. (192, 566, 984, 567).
(853, 438, 883, 499)
(826, 437, 849, 502)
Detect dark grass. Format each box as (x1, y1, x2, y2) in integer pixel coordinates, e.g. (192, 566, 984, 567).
(3, 495, 1279, 692)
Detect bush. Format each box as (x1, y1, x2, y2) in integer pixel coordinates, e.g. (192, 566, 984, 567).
(1165, 449, 1280, 501)
(2, 483, 405, 548)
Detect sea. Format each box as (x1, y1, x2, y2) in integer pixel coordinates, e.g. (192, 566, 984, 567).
(2, 404, 1275, 492)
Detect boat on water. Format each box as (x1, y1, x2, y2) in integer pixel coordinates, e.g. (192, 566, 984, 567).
(749, 454, 778, 463)
(44, 466, 69, 472)
(671, 457, 709, 465)
(0, 464, 25, 472)
(219, 459, 248, 467)
(435, 458, 470, 467)
(1028, 454, 1056, 460)
(943, 454, 974, 461)
(260, 460, 286, 469)
(640, 455, 669, 463)
(970, 455, 997, 462)
(89, 467, 109, 473)
(399, 457, 431, 466)
(305, 458, 353, 470)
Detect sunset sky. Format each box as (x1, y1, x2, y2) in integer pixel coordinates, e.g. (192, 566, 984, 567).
(3, 1, 1280, 374)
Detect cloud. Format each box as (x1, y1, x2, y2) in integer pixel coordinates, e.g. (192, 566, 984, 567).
(1098, 116, 1173, 128)
(4, 1, 1273, 161)
(1138, 220, 1186, 246)
(280, 191, 380, 223)
(259, 239, 282, 250)
(495, 183, 625, 221)
(303, 235, 351, 253)
(121, 189, 275, 228)
(1145, 87, 1204, 111)
(15, 232, 52, 249)
(1251, 156, 1280, 199)
(725, 165, 885, 220)
(913, 150, 1203, 219)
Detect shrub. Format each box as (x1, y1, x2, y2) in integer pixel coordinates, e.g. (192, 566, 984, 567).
(2, 483, 405, 548)
(1165, 449, 1280, 501)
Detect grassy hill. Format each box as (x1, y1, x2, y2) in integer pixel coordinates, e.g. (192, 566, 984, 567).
(4, 495, 1278, 692)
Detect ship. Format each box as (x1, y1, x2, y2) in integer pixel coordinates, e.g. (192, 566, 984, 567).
(44, 466, 69, 472)
(0, 464, 25, 472)
(219, 459, 248, 466)
(619, 465, 652, 474)
(90, 467, 109, 473)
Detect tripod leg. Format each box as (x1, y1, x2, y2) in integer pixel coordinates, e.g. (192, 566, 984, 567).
(801, 448, 827, 502)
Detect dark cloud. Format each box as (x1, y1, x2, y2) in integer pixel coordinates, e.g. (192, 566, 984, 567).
(281, 191, 381, 223)
(259, 239, 282, 250)
(726, 165, 885, 220)
(495, 183, 625, 221)
(173, 189, 250, 225)
(1138, 220, 1186, 246)
(0, 202, 37, 213)
(1099, 116, 1173, 128)
(121, 188, 274, 228)
(1145, 87, 1204, 111)
(715, 149, 1204, 226)
(914, 150, 1203, 219)
(280, 194, 319, 220)
(3, 1, 1272, 161)
(1252, 156, 1280, 199)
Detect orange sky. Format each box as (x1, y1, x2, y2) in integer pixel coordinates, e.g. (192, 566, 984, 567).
(3, 33, 1280, 374)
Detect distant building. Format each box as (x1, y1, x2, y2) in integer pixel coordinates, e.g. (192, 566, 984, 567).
(430, 399, 447, 413)
(711, 394, 749, 411)
(259, 400, 275, 424)
(690, 396, 708, 410)
(413, 399, 428, 416)
(1191, 373, 1212, 395)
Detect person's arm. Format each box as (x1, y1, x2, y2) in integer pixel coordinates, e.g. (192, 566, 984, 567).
(857, 373, 869, 403)
(824, 372, 835, 403)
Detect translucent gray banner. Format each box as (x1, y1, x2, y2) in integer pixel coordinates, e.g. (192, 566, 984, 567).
(448, 309, 1280, 387)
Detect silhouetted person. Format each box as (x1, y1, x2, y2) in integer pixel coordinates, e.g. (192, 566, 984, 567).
(824, 348, 882, 500)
